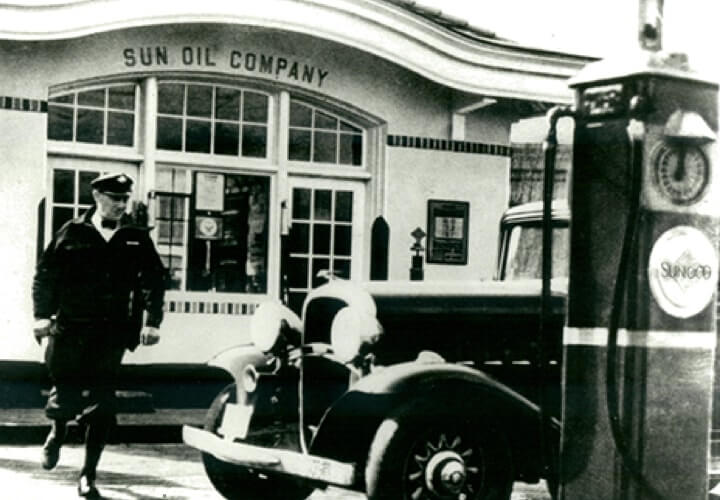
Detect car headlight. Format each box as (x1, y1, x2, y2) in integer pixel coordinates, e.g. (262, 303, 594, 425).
(250, 302, 302, 352)
(330, 306, 383, 363)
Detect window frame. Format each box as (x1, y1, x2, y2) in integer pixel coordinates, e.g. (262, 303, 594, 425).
(286, 99, 366, 171)
(155, 81, 272, 160)
(47, 83, 139, 151)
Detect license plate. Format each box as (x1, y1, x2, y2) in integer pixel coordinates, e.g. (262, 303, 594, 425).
(217, 403, 253, 440)
(285, 453, 355, 486)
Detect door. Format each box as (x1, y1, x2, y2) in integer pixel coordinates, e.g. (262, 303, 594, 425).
(285, 178, 365, 314)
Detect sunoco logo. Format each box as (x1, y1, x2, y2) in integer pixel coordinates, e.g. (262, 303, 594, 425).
(648, 226, 718, 318)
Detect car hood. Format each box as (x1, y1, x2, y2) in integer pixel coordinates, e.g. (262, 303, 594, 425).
(363, 278, 567, 318)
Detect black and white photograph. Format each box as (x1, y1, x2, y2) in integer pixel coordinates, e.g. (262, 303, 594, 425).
(0, 0, 718, 498)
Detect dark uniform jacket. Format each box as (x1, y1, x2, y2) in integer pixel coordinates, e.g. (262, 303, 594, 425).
(33, 209, 166, 351)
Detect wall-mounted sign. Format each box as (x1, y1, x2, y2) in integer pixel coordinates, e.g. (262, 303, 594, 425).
(195, 172, 225, 211)
(426, 200, 469, 265)
(648, 225, 718, 318)
(195, 216, 223, 240)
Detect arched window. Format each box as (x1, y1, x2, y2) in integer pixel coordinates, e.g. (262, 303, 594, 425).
(288, 100, 363, 166)
(47, 84, 137, 146)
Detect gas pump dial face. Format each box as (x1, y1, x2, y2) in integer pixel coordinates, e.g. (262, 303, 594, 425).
(653, 143, 709, 205)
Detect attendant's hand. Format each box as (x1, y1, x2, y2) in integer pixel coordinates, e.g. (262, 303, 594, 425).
(140, 326, 160, 346)
(33, 319, 52, 345)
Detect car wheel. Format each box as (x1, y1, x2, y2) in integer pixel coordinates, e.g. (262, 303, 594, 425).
(365, 402, 514, 500)
(201, 383, 311, 500)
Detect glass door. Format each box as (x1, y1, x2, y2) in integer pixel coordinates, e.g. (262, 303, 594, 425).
(285, 178, 365, 314)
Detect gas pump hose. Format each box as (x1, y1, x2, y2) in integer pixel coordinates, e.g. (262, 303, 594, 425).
(604, 118, 664, 499)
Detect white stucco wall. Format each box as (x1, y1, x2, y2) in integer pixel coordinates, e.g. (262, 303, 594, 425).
(384, 148, 509, 281)
(0, 109, 47, 361)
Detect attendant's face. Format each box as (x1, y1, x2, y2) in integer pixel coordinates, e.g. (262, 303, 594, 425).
(92, 189, 129, 220)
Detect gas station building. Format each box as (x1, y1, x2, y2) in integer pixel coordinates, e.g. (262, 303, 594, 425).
(0, 0, 591, 363)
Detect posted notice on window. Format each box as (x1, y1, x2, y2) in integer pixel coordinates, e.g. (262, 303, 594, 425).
(196, 172, 225, 211)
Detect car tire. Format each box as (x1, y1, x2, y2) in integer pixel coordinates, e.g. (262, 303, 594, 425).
(201, 383, 311, 500)
(365, 401, 514, 500)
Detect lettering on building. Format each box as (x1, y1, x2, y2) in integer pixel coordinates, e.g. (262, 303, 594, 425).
(122, 46, 329, 88)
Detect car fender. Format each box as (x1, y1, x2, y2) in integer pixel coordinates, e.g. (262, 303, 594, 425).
(310, 360, 559, 483)
(206, 344, 270, 397)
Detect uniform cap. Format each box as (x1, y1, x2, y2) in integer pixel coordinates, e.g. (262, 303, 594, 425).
(91, 172, 134, 194)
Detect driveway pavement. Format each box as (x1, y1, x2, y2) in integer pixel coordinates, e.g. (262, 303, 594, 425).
(0, 443, 551, 499)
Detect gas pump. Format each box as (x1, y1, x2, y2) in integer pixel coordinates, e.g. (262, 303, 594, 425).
(557, 4, 719, 499)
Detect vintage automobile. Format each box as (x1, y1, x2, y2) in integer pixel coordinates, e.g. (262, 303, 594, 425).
(182, 200, 570, 500)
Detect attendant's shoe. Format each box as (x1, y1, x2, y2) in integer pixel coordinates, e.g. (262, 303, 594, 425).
(77, 474, 101, 499)
(41, 423, 66, 470)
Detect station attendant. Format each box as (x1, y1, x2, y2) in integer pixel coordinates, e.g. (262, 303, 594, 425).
(32, 173, 167, 499)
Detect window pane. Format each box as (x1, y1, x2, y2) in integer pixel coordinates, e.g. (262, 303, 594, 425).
(53, 169, 75, 204)
(79, 171, 100, 205)
(172, 170, 187, 193)
(290, 101, 312, 127)
(214, 122, 239, 156)
(292, 188, 311, 219)
(157, 220, 172, 244)
(339, 134, 362, 166)
(78, 88, 105, 107)
(157, 196, 185, 219)
(315, 111, 337, 130)
(313, 131, 337, 163)
(157, 221, 185, 244)
(288, 257, 309, 288)
(314, 190, 331, 221)
(161, 255, 184, 290)
(49, 94, 73, 105)
(312, 258, 330, 288)
(52, 207, 75, 234)
(334, 191, 353, 222)
(158, 83, 184, 115)
(186, 120, 211, 153)
(48, 105, 74, 141)
(289, 129, 311, 161)
(241, 125, 267, 158)
(340, 121, 361, 133)
(76, 108, 104, 143)
(313, 224, 331, 255)
(243, 92, 268, 123)
(107, 112, 134, 146)
(333, 259, 351, 279)
(334, 225, 352, 256)
(215, 87, 240, 120)
(156, 168, 173, 191)
(187, 85, 212, 118)
(289, 223, 309, 253)
(108, 85, 135, 111)
(157, 117, 183, 150)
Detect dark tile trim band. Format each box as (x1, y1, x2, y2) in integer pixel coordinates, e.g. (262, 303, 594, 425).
(165, 300, 259, 315)
(387, 134, 511, 157)
(0, 96, 47, 113)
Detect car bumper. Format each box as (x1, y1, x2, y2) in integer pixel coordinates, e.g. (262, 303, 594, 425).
(182, 425, 356, 487)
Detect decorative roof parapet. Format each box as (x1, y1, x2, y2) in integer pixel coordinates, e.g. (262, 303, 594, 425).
(0, 0, 596, 103)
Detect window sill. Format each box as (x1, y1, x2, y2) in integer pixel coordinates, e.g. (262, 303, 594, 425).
(286, 162, 371, 180)
(48, 141, 143, 161)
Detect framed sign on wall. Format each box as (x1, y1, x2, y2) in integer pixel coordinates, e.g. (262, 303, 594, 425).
(426, 200, 469, 265)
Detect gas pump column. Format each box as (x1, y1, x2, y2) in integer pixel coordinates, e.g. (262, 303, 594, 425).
(560, 51, 719, 499)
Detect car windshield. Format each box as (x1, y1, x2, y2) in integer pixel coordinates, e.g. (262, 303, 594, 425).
(503, 224, 569, 280)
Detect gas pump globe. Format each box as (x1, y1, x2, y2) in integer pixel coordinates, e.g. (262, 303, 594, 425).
(560, 49, 719, 499)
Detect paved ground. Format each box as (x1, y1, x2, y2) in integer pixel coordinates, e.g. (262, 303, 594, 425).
(0, 443, 552, 499)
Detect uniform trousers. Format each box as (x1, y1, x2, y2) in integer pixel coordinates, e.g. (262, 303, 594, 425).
(44, 325, 126, 427)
